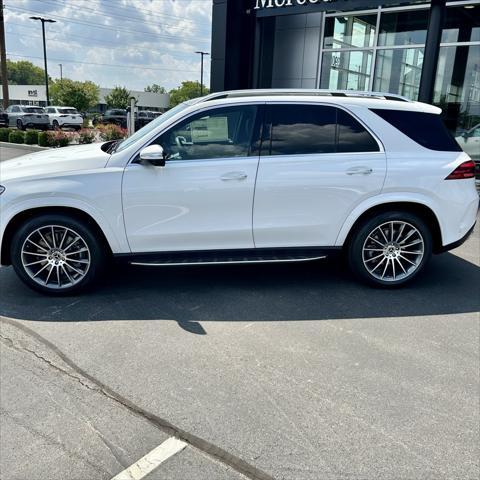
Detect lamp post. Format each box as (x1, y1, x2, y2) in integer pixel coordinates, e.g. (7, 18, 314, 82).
(195, 51, 209, 96)
(58, 63, 62, 81)
(30, 16, 56, 106)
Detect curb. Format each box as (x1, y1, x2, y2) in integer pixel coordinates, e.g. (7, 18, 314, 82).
(0, 141, 50, 152)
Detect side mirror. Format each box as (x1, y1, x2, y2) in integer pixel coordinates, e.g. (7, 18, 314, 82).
(139, 144, 166, 167)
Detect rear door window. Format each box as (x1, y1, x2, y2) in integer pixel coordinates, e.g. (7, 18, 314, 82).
(371, 109, 461, 151)
(265, 104, 337, 156)
(337, 108, 379, 153)
(262, 104, 379, 156)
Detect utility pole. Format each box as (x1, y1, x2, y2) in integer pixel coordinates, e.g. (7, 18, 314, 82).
(30, 16, 56, 106)
(195, 51, 209, 96)
(0, 0, 9, 109)
(58, 63, 62, 81)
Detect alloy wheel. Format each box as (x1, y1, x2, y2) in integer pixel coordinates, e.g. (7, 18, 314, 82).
(362, 221, 425, 282)
(21, 225, 91, 289)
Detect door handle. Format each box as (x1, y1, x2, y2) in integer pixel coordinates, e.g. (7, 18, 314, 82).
(220, 172, 248, 181)
(346, 167, 373, 176)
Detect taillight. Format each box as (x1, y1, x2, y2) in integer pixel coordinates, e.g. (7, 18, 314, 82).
(445, 160, 476, 180)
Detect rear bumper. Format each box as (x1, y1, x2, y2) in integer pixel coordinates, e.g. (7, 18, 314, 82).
(438, 222, 476, 253)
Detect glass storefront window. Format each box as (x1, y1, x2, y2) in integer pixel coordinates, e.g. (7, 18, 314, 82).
(324, 15, 377, 49)
(434, 45, 480, 140)
(374, 48, 424, 100)
(378, 10, 429, 46)
(441, 5, 480, 43)
(320, 50, 373, 91)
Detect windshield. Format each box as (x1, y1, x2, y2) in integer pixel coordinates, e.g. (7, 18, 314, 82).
(24, 107, 44, 113)
(59, 108, 78, 114)
(115, 102, 192, 153)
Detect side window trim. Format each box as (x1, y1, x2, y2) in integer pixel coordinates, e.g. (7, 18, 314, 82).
(129, 102, 266, 165)
(261, 101, 384, 157)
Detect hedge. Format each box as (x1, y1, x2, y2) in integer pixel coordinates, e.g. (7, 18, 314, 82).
(0, 128, 11, 142)
(25, 130, 39, 145)
(38, 131, 49, 147)
(8, 130, 25, 144)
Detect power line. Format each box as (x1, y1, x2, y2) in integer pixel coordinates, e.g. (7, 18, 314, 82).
(5, 5, 210, 43)
(100, 0, 212, 23)
(5, 28, 211, 63)
(33, 0, 211, 35)
(7, 53, 200, 73)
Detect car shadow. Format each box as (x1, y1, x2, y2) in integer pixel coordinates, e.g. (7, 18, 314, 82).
(1, 252, 479, 328)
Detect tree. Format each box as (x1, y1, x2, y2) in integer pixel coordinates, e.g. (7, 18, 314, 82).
(104, 86, 131, 109)
(7, 60, 46, 85)
(144, 84, 166, 94)
(169, 81, 209, 107)
(50, 79, 99, 112)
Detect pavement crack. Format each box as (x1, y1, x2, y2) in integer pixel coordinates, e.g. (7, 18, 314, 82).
(0, 317, 275, 480)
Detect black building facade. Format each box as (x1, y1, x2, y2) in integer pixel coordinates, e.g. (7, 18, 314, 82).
(211, 0, 480, 134)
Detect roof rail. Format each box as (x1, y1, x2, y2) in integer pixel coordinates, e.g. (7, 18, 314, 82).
(201, 89, 412, 103)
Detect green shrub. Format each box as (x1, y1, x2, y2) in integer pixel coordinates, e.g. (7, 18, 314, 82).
(8, 130, 25, 144)
(25, 130, 39, 145)
(0, 128, 11, 142)
(38, 131, 49, 147)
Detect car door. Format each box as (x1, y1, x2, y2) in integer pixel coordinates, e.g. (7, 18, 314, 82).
(7, 106, 18, 126)
(253, 103, 386, 248)
(122, 103, 263, 253)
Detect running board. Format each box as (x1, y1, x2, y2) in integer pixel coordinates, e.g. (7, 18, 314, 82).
(115, 248, 339, 267)
(130, 256, 326, 267)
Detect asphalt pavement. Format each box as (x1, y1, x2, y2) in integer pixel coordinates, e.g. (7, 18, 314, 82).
(0, 144, 479, 480)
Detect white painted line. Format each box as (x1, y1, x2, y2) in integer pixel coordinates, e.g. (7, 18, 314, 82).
(111, 437, 187, 480)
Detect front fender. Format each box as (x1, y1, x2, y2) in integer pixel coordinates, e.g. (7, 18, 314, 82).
(0, 195, 129, 255)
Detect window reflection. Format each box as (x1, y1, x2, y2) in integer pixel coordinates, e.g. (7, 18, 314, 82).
(378, 10, 429, 46)
(434, 45, 480, 136)
(324, 15, 377, 49)
(374, 48, 424, 100)
(441, 5, 480, 43)
(320, 50, 373, 91)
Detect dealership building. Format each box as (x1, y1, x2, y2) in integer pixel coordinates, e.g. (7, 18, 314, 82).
(211, 0, 479, 134)
(0, 85, 170, 112)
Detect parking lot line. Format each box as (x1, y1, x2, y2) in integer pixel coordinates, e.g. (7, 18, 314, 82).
(111, 437, 187, 480)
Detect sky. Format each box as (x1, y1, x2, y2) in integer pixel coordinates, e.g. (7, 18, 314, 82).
(4, 0, 213, 92)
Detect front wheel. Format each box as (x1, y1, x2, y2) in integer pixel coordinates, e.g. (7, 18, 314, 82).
(348, 211, 432, 287)
(16, 119, 24, 130)
(11, 214, 106, 295)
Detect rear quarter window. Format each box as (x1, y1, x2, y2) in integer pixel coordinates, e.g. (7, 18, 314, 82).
(371, 109, 461, 152)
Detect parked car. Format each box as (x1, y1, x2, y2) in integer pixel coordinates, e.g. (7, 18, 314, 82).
(456, 124, 480, 186)
(135, 110, 156, 129)
(94, 109, 127, 128)
(0, 108, 8, 127)
(0, 89, 477, 294)
(44, 106, 83, 130)
(5, 105, 49, 130)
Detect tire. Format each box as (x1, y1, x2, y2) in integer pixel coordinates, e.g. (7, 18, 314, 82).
(347, 211, 432, 288)
(52, 120, 60, 130)
(74, 126, 81, 131)
(11, 214, 107, 295)
(16, 119, 24, 131)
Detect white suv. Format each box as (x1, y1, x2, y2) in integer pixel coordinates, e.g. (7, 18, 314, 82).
(44, 106, 83, 130)
(0, 90, 477, 295)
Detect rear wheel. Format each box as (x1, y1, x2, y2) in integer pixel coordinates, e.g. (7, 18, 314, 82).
(348, 211, 432, 287)
(11, 214, 106, 295)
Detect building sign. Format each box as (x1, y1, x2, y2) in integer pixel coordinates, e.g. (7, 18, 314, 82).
(28, 89, 38, 97)
(253, 0, 395, 16)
